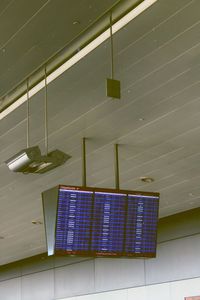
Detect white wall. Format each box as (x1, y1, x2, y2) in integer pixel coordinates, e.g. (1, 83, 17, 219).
(0, 208, 200, 300)
(59, 277, 200, 300)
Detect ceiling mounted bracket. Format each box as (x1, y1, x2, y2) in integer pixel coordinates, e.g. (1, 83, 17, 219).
(114, 143, 120, 189)
(82, 137, 87, 187)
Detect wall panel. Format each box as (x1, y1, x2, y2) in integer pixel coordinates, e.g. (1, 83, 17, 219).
(0, 277, 21, 300)
(170, 278, 200, 300)
(95, 257, 145, 292)
(146, 235, 200, 284)
(21, 269, 54, 300)
(55, 260, 95, 299)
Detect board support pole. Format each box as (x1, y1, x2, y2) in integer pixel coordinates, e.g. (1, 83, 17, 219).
(114, 144, 120, 189)
(26, 78, 30, 148)
(82, 137, 87, 187)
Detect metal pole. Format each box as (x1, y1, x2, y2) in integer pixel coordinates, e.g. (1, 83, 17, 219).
(26, 78, 30, 148)
(44, 66, 48, 155)
(82, 137, 87, 187)
(114, 144, 120, 189)
(110, 11, 114, 79)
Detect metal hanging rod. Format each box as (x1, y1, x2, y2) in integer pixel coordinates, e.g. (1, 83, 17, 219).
(110, 11, 114, 79)
(44, 66, 49, 155)
(114, 143, 120, 189)
(82, 137, 87, 187)
(26, 78, 30, 148)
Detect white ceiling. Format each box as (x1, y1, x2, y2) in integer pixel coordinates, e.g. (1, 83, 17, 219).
(0, 0, 118, 97)
(1, 0, 200, 265)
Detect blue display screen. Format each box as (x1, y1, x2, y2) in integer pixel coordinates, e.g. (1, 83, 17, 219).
(55, 186, 159, 257)
(91, 192, 127, 255)
(125, 195, 159, 256)
(55, 189, 93, 254)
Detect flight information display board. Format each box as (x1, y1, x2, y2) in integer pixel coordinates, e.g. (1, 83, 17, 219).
(55, 189, 93, 254)
(54, 185, 159, 258)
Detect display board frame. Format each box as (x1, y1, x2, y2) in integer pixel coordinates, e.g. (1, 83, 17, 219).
(42, 185, 159, 258)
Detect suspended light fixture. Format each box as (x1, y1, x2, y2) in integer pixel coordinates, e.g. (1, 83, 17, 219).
(5, 71, 71, 174)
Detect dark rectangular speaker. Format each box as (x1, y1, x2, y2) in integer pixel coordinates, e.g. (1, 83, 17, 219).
(106, 78, 121, 99)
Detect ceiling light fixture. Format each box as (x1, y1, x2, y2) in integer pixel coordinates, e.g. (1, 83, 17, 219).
(0, 0, 157, 120)
(5, 146, 70, 174)
(5, 69, 71, 174)
(73, 20, 80, 25)
(32, 220, 43, 225)
(140, 176, 154, 183)
(189, 192, 195, 197)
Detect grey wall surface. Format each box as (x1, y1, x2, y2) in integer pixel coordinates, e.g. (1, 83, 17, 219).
(0, 208, 200, 300)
